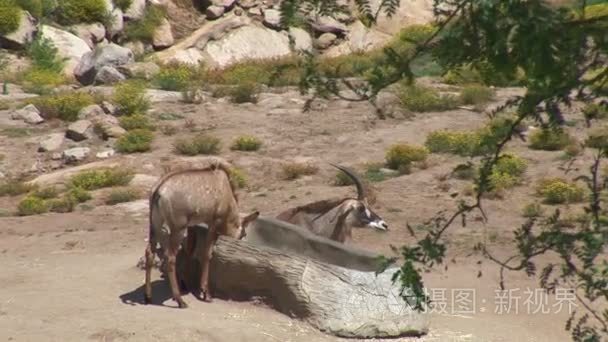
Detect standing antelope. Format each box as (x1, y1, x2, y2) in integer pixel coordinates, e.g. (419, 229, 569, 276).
(144, 158, 259, 308)
(276, 163, 388, 243)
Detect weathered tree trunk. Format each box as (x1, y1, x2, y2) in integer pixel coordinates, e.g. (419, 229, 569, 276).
(178, 218, 429, 339)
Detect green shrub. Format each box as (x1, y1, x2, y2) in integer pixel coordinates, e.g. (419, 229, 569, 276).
(124, 4, 164, 43)
(0, 4, 21, 35)
(67, 186, 92, 203)
(119, 114, 154, 131)
(452, 162, 477, 180)
(459, 84, 495, 105)
(112, 0, 130, 11)
(0, 179, 36, 197)
(70, 167, 134, 190)
(334, 170, 355, 186)
(29, 91, 94, 121)
(18, 196, 49, 216)
(229, 82, 259, 104)
(425, 130, 480, 156)
(156, 112, 184, 120)
(528, 128, 574, 151)
(115, 129, 154, 153)
(55, 0, 107, 25)
(105, 187, 139, 205)
(47, 196, 75, 213)
(15, 0, 42, 18)
(398, 84, 458, 112)
(32, 186, 59, 199)
(536, 178, 586, 204)
(489, 154, 527, 192)
(522, 202, 544, 218)
(22, 68, 66, 94)
(282, 161, 319, 180)
(173, 134, 221, 156)
(26, 36, 65, 73)
(228, 168, 247, 189)
(112, 81, 149, 116)
(585, 125, 608, 150)
(442, 65, 484, 85)
(231, 135, 262, 151)
(385, 143, 429, 171)
(154, 62, 199, 91)
(205, 57, 301, 86)
(583, 103, 608, 123)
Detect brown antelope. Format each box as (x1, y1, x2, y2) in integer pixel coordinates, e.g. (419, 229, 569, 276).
(275, 163, 388, 243)
(144, 157, 259, 308)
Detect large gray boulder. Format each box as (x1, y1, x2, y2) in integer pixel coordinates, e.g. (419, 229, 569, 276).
(40, 25, 91, 76)
(202, 26, 291, 68)
(0, 10, 37, 49)
(74, 44, 134, 85)
(153, 15, 251, 65)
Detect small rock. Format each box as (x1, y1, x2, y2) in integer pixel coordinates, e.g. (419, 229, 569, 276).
(379, 168, 399, 175)
(51, 152, 63, 160)
(311, 16, 348, 34)
(206, 5, 225, 19)
(78, 104, 105, 119)
(38, 133, 65, 152)
(91, 114, 124, 139)
(234, 7, 243, 15)
(153, 18, 174, 49)
(11, 104, 44, 124)
(315, 33, 337, 49)
(123, 41, 145, 57)
(263, 9, 282, 29)
(118, 62, 160, 80)
(288, 27, 312, 52)
(94, 65, 126, 85)
(107, 8, 124, 38)
(124, 0, 146, 20)
(100, 101, 117, 115)
(96, 149, 115, 159)
(213, 0, 235, 8)
(66, 120, 93, 141)
(63, 147, 91, 163)
(71, 23, 106, 49)
(247, 7, 262, 17)
(237, 0, 256, 8)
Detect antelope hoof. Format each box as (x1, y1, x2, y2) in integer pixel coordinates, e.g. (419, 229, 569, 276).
(200, 289, 213, 303)
(176, 299, 188, 309)
(144, 294, 152, 305)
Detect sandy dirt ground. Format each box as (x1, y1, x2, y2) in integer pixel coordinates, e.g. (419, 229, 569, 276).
(0, 85, 593, 341)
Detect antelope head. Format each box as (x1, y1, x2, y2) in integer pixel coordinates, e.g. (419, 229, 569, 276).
(330, 163, 389, 232)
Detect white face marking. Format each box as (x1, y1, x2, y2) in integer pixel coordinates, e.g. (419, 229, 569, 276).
(364, 208, 371, 218)
(368, 220, 388, 231)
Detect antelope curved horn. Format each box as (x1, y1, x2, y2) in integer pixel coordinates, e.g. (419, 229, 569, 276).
(329, 163, 366, 200)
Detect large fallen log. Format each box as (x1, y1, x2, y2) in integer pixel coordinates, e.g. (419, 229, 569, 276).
(178, 217, 429, 339)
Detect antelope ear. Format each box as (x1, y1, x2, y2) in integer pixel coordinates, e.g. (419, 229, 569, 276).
(241, 211, 260, 227)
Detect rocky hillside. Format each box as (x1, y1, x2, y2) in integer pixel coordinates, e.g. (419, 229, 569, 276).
(0, 0, 434, 83)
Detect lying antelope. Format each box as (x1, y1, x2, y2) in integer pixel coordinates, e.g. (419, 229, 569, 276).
(144, 158, 259, 308)
(276, 163, 388, 243)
